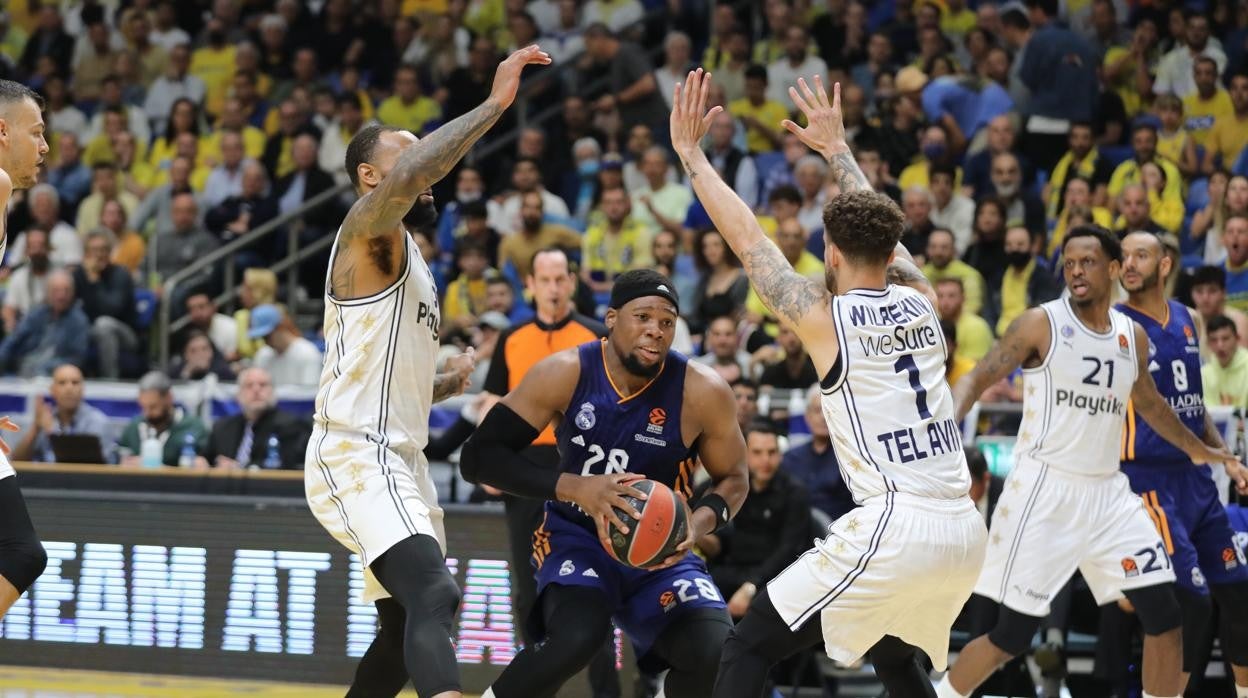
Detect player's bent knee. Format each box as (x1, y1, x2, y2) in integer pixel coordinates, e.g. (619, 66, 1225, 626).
(1211, 581, 1248, 665)
(1125, 583, 1182, 635)
(987, 606, 1044, 657)
(1175, 586, 1212, 668)
(0, 533, 47, 594)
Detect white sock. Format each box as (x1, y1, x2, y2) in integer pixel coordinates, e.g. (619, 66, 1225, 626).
(1235, 684, 1248, 698)
(481, 689, 496, 698)
(935, 675, 968, 698)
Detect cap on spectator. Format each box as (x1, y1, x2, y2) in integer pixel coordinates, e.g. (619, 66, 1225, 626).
(602, 153, 624, 171)
(478, 311, 511, 331)
(895, 67, 928, 94)
(248, 304, 282, 339)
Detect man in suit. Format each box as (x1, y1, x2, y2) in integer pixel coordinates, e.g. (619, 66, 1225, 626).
(196, 367, 311, 469)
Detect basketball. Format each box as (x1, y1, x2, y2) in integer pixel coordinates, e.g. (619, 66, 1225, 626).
(605, 479, 689, 568)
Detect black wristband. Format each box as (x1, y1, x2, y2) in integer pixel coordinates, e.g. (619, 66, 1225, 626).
(695, 493, 731, 534)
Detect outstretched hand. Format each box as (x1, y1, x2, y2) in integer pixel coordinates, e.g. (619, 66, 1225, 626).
(0, 416, 19, 456)
(490, 45, 553, 110)
(781, 75, 850, 159)
(670, 68, 722, 157)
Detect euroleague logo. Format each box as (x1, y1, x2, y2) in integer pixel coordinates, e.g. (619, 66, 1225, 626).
(1121, 557, 1139, 577)
(647, 408, 666, 435)
(659, 590, 678, 613)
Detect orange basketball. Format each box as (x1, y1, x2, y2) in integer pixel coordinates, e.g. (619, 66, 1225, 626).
(604, 480, 688, 568)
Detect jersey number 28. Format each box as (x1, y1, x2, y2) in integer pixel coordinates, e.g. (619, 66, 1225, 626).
(582, 444, 629, 476)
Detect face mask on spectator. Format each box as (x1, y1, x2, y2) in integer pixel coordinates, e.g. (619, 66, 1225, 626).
(578, 159, 600, 177)
(1005, 251, 1031, 269)
(995, 181, 1019, 197)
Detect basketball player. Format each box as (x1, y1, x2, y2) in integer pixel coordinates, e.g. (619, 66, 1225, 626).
(673, 69, 986, 697)
(0, 79, 49, 620)
(304, 46, 549, 698)
(935, 226, 1240, 698)
(1117, 231, 1248, 696)
(460, 269, 749, 697)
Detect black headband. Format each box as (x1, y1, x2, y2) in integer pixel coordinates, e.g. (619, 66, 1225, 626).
(608, 279, 680, 313)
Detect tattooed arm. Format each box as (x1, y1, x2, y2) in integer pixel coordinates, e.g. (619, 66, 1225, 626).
(338, 46, 550, 244)
(432, 348, 477, 403)
(952, 308, 1048, 421)
(671, 69, 839, 377)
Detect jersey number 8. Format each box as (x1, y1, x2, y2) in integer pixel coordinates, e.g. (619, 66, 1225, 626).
(1146, 357, 1188, 391)
(582, 444, 629, 476)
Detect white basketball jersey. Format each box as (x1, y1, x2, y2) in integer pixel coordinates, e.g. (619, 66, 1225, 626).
(821, 285, 970, 503)
(1015, 299, 1138, 477)
(312, 230, 441, 463)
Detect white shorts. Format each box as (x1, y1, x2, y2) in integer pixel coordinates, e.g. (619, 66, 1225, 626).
(768, 493, 987, 671)
(975, 459, 1176, 616)
(305, 427, 445, 603)
(0, 451, 13, 480)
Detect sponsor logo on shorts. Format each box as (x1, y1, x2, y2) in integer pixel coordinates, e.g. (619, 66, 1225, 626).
(560, 560, 576, 576)
(1122, 557, 1139, 578)
(647, 408, 666, 435)
(1012, 585, 1051, 602)
(1224, 547, 1241, 570)
(582, 568, 598, 578)
(659, 590, 677, 612)
(1192, 567, 1207, 588)
(575, 403, 596, 430)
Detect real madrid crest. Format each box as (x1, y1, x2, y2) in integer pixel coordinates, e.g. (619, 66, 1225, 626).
(575, 402, 596, 430)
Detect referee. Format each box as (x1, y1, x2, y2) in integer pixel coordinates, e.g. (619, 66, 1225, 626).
(480, 247, 612, 690)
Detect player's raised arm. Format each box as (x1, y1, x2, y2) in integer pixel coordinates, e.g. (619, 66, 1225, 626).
(671, 70, 838, 368)
(339, 45, 550, 243)
(460, 349, 648, 542)
(953, 308, 1049, 421)
(785, 76, 937, 302)
(1126, 322, 1240, 470)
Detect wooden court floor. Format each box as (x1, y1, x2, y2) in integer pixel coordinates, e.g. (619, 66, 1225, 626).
(0, 666, 435, 697)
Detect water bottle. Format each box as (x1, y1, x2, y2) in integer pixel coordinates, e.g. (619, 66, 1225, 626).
(177, 433, 197, 469)
(140, 433, 163, 469)
(263, 434, 281, 470)
(1234, 408, 1246, 466)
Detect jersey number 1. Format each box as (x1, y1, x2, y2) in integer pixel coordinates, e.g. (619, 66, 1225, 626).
(893, 354, 932, 419)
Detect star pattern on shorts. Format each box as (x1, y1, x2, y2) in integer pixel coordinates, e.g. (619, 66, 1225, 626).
(1027, 385, 1036, 397)
(1019, 431, 1031, 442)
(991, 533, 1002, 546)
(360, 315, 377, 330)
(845, 518, 860, 533)
(814, 554, 832, 570)
(997, 505, 1010, 519)
(358, 341, 374, 356)
(1009, 479, 1023, 492)
(1024, 409, 1036, 420)
(346, 365, 366, 384)
(334, 441, 354, 454)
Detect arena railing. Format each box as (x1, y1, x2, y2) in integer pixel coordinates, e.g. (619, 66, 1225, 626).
(155, 182, 352, 367)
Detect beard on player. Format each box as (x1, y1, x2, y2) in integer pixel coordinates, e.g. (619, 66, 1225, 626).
(403, 189, 438, 234)
(621, 349, 663, 378)
(1121, 263, 1159, 293)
